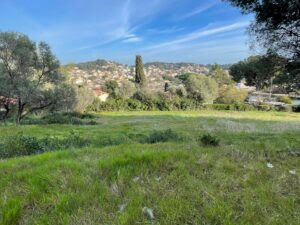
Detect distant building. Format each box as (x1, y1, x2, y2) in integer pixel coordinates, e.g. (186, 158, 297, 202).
(94, 89, 109, 102)
(236, 80, 256, 92)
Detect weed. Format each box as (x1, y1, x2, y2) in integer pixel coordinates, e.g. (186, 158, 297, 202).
(199, 134, 220, 146)
(144, 129, 181, 144)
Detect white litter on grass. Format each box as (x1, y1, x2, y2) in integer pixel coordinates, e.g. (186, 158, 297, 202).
(133, 176, 140, 182)
(143, 207, 155, 220)
(118, 203, 127, 213)
(155, 176, 161, 182)
(289, 170, 296, 175)
(267, 163, 274, 168)
(110, 183, 118, 194)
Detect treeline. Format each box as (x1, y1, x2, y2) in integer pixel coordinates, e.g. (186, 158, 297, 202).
(88, 58, 298, 112)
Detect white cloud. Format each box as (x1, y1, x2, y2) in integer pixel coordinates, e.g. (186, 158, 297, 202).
(147, 27, 184, 35)
(122, 36, 142, 43)
(178, 1, 218, 20)
(144, 21, 250, 51)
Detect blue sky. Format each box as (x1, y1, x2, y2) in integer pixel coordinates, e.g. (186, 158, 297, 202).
(0, 0, 253, 65)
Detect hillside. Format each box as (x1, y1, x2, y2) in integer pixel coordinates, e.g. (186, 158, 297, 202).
(65, 60, 210, 94)
(0, 111, 299, 224)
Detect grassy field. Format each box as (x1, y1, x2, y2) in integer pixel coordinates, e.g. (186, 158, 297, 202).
(0, 110, 299, 225)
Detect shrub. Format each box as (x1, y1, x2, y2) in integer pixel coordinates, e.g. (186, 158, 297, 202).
(199, 134, 220, 146)
(184, 74, 219, 104)
(0, 131, 89, 159)
(279, 96, 292, 104)
(256, 103, 275, 111)
(277, 105, 293, 112)
(216, 85, 248, 104)
(132, 91, 156, 110)
(292, 105, 300, 112)
(0, 133, 44, 158)
(204, 103, 255, 111)
(144, 129, 181, 144)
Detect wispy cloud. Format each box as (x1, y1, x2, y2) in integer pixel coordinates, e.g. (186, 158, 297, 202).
(144, 21, 249, 51)
(147, 27, 184, 35)
(177, 1, 219, 20)
(122, 37, 142, 43)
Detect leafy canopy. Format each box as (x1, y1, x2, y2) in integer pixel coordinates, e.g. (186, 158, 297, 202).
(0, 32, 76, 123)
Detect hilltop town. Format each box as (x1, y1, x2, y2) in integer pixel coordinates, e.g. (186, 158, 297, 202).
(67, 59, 210, 97)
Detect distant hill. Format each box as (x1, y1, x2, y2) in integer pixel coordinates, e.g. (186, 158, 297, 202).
(64, 59, 212, 95)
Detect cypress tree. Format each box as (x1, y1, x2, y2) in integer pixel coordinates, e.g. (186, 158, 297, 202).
(164, 82, 169, 92)
(135, 55, 146, 87)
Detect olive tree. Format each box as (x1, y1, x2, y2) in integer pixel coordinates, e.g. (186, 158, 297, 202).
(184, 74, 218, 104)
(0, 32, 76, 124)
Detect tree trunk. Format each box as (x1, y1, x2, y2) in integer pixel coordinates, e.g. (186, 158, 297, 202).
(16, 99, 25, 125)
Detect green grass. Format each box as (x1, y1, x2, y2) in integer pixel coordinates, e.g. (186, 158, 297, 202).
(0, 110, 299, 225)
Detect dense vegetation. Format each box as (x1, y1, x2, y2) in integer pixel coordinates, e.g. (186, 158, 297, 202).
(0, 32, 76, 124)
(224, 0, 300, 92)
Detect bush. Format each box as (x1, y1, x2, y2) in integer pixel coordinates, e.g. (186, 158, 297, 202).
(216, 85, 248, 104)
(292, 105, 300, 112)
(277, 105, 293, 112)
(21, 112, 98, 125)
(199, 134, 220, 146)
(0, 131, 89, 159)
(256, 103, 275, 111)
(278, 96, 292, 104)
(204, 103, 256, 111)
(144, 129, 181, 144)
(0, 133, 44, 158)
(184, 74, 219, 103)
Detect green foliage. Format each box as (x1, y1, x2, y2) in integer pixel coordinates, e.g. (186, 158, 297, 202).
(184, 74, 219, 103)
(135, 55, 146, 87)
(164, 82, 169, 92)
(256, 103, 275, 111)
(276, 105, 293, 112)
(0, 131, 89, 158)
(229, 53, 287, 90)
(132, 91, 156, 110)
(118, 80, 136, 99)
(216, 85, 248, 104)
(76, 59, 119, 71)
(199, 134, 220, 146)
(144, 129, 181, 144)
(204, 103, 256, 111)
(103, 80, 119, 98)
(279, 96, 292, 104)
(209, 64, 233, 86)
(223, 0, 300, 59)
(292, 105, 300, 112)
(0, 32, 76, 124)
(39, 112, 97, 125)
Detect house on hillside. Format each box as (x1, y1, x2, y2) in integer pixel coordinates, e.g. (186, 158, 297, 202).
(0, 96, 17, 111)
(94, 89, 109, 102)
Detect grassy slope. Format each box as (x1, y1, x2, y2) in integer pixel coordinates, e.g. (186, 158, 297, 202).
(0, 111, 299, 225)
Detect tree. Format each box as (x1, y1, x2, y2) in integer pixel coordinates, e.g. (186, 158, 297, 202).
(223, 0, 300, 59)
(164, 82, 169, 92)
(135, 55, 146, 87)
(229, 53, 287, 90)
(209, 64, 233, 86)
(118, 80, 136, 99)
(184, 74, 218, 104)
(216, 85, 248, 104)
(0, 32, 76, 124)
(103, 80, 119, 98)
